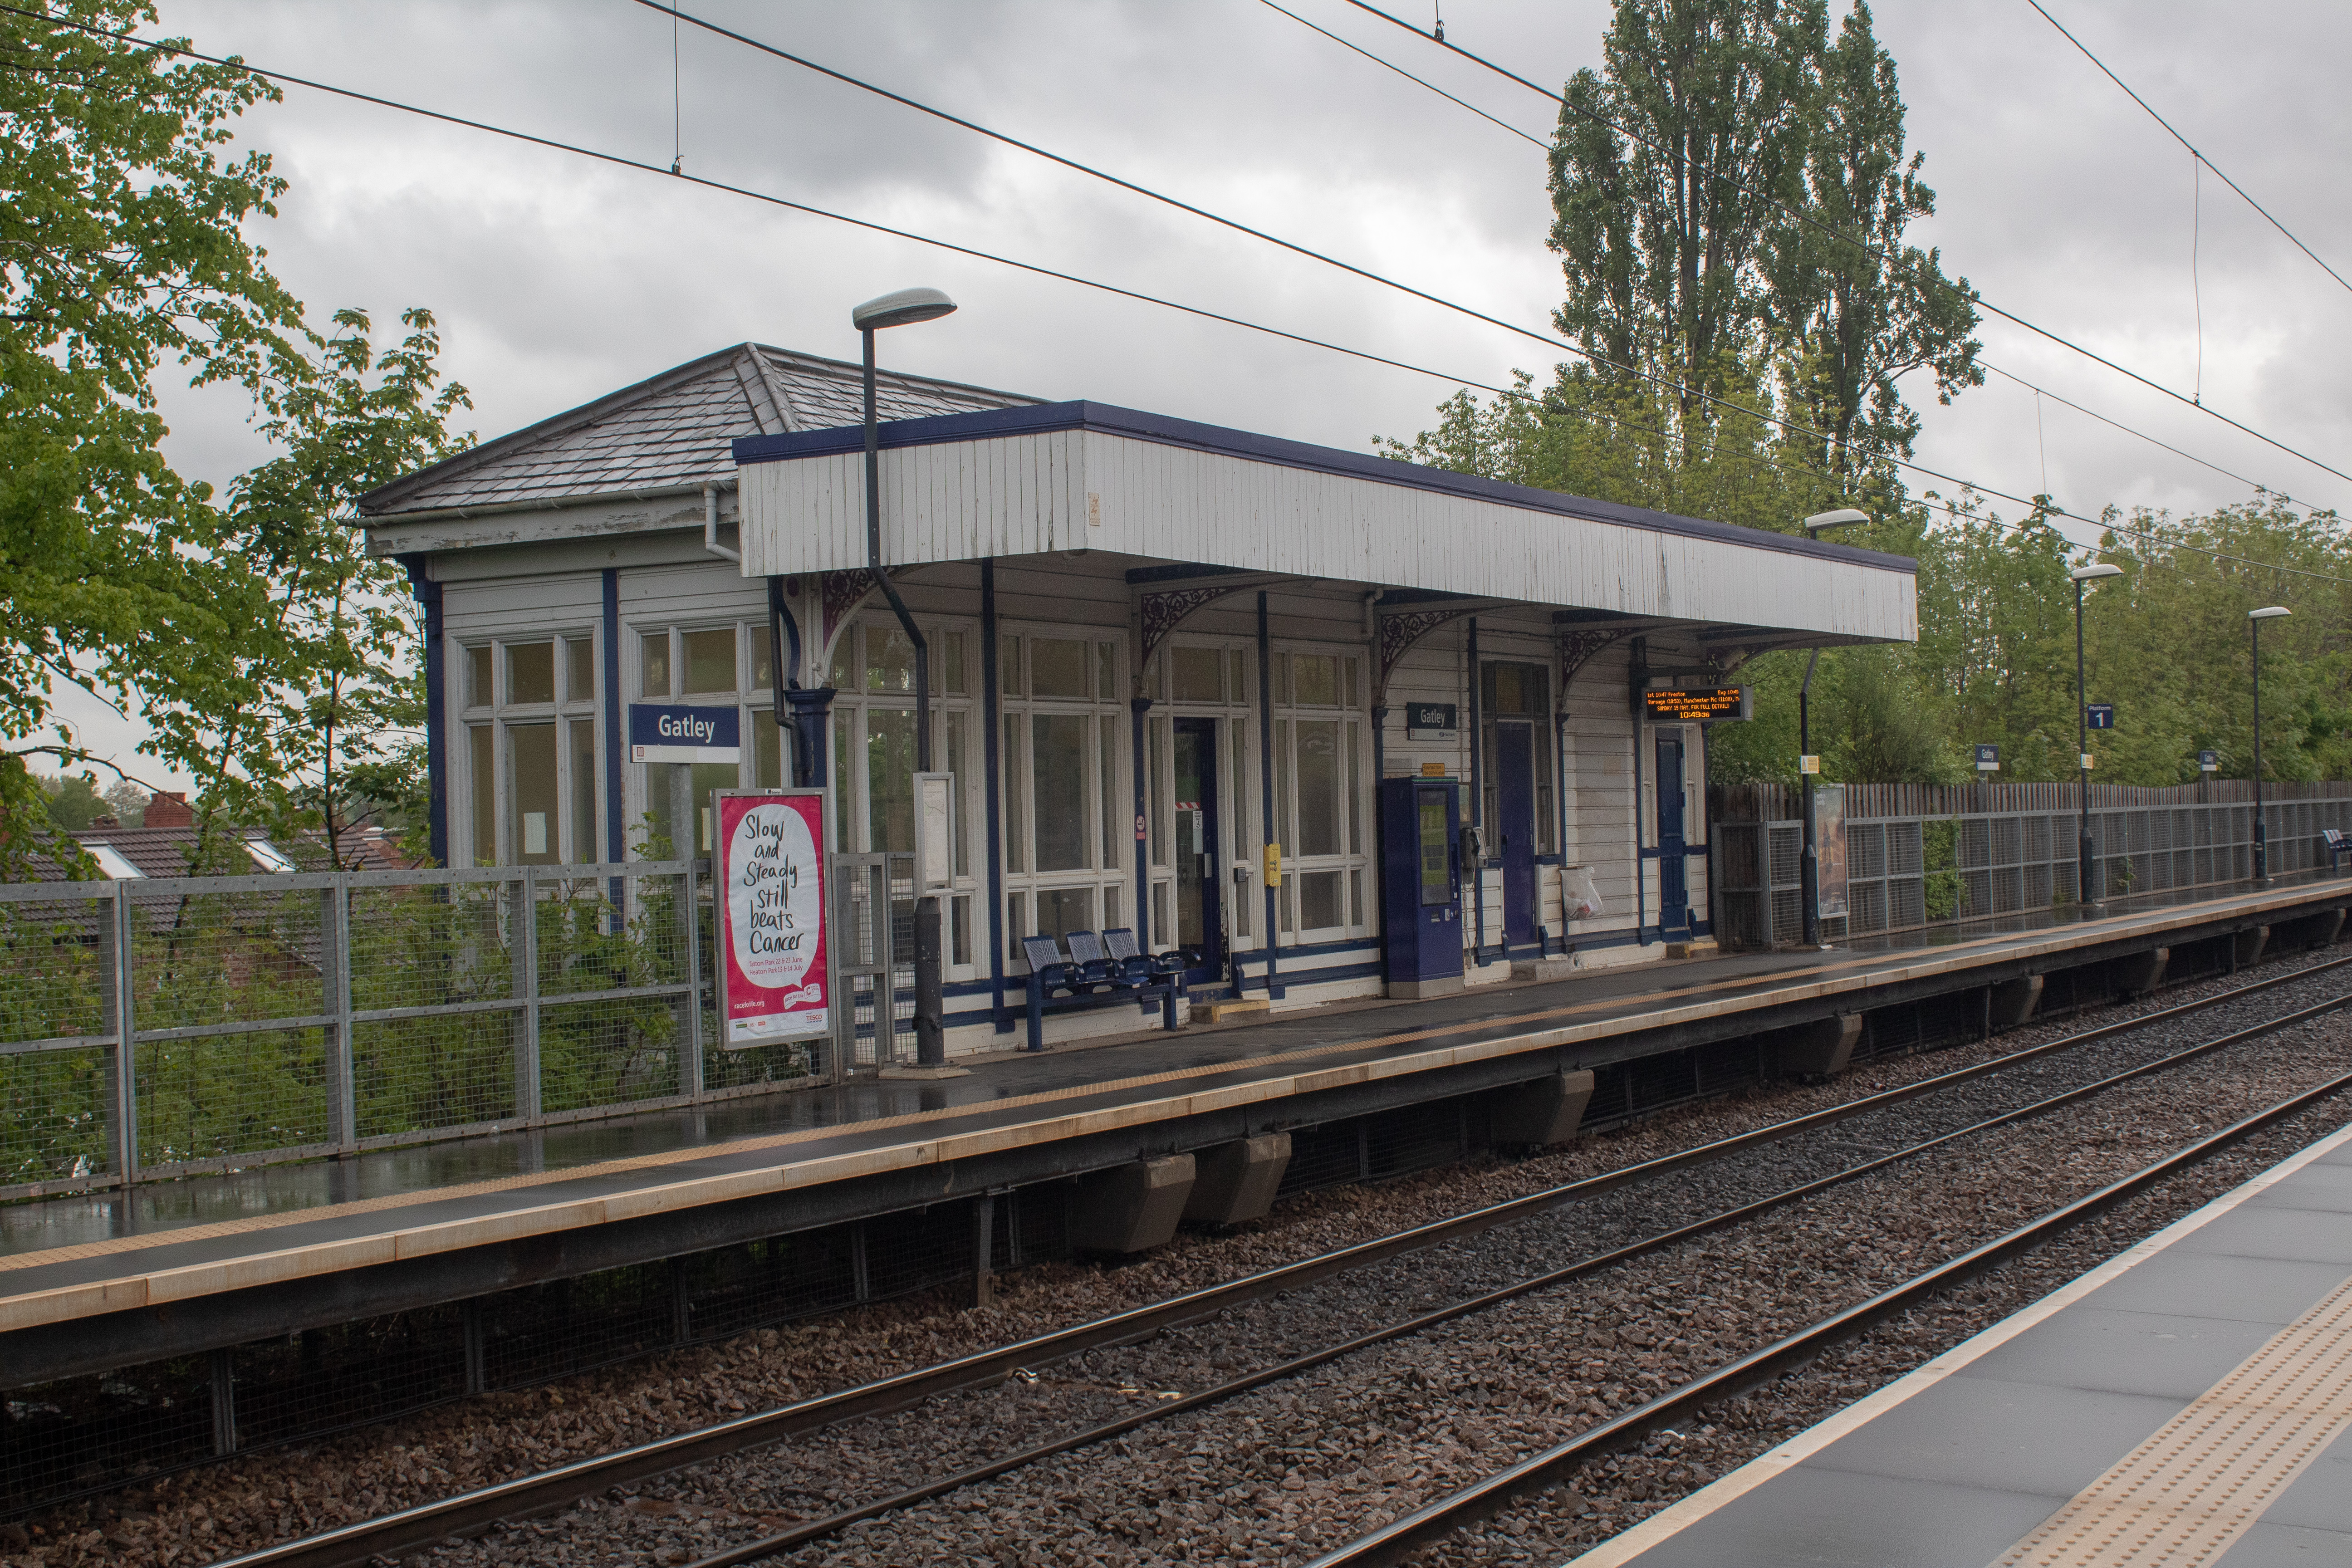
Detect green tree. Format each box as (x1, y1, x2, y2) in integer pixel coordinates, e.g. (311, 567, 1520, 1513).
(0, 0, 307, 862)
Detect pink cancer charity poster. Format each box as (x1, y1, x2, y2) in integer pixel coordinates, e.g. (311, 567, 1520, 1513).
(715, 792, 828, 1044)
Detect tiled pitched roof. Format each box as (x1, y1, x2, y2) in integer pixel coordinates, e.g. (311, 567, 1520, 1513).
(358, 343, 1041, 518)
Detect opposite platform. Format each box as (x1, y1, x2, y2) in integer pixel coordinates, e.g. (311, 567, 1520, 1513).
(1583, 1118, 2352, 1567)
(2, 872, 2345, 1385)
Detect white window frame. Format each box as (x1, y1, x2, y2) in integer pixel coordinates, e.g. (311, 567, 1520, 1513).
(999, 623, 1129, 970)
(627, 617, 784, 859)
(1268, 642, 1373, 946)
(453, 629, 601, 868)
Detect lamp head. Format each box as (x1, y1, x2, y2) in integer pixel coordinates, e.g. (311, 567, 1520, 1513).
(1803, 508, 1869, 533)
(2249, 605, 2291, 620)
(852, 287, 958, 333)
(2068, 563, 2124, 583)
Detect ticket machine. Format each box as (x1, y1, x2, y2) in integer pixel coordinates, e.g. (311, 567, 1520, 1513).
(1381, 777, 1464, 998)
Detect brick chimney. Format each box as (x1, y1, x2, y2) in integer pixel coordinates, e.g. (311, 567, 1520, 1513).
(143, 791, 194, 828)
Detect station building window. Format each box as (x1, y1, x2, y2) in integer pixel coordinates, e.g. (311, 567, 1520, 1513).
(634, 619, 782, 860)
(457, 632, 601, 867)
(824, 618, 982, 975)
(1000, 629, 1127, 965)
(1269, 648, 1371, 943)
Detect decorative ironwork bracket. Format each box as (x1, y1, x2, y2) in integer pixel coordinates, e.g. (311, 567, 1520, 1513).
(820, 568, 878, 675)
(1556, 625, 1627, 693)
(1136, 575, 1284, 671)
(1376, 604, 1482, 702)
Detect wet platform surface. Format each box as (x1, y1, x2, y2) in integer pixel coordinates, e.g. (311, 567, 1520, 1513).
(1584, 1116, 2352, 1567)
(3, 872, 2345, 1336)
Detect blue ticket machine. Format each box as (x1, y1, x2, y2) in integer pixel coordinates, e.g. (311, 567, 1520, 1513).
(1381, 777, 1465, 998)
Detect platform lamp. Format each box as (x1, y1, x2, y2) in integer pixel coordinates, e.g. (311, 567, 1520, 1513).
(2250, 605, 2291, 886)
(1798, 509, 1869, 948)
(2069, 562, 2124, 912)
(855, 285, 957, 1066)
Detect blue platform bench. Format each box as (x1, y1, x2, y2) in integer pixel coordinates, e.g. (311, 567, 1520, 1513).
(1021, 928, 1191, 1052)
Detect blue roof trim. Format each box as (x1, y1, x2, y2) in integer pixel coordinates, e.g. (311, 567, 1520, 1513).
(732, 399, 1917, 573)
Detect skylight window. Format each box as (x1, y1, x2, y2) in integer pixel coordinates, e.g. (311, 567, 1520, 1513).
(86, 844, 146, 880)
(244, 838, 298, 874)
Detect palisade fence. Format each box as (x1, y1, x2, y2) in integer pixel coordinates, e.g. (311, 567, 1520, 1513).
(0, 857, 907, 1203)
(1709, 780, 2352, 951)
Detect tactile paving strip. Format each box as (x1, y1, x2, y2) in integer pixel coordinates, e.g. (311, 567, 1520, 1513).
(1993, 1270, 2352, 1566)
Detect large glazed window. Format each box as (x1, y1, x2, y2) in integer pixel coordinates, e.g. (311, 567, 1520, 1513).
(632, 619, 782, 860)
(455, 629, 600, 867)
(999, 628, 1127, 965)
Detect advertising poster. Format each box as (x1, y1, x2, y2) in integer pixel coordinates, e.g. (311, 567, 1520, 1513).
(1814, 783, 1850, 920)
(714, 790, 829, 1046)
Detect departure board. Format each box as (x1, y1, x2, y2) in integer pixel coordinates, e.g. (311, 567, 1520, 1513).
(1640, 686, 1752, 723)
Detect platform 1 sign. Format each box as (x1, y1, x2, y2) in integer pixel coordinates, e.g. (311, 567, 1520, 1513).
(2086, 703, 2116, 730)
(1642, 686, 1751, 724)
(714, 789, 829, 1048)
(629, 702, 741, 763)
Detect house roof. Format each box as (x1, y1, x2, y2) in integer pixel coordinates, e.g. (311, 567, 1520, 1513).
(357, 343, 1042, 519)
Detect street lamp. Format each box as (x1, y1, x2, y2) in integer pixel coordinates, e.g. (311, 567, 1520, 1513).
(2069, 562, 2124, 912)
(1798, 510, 1868, 947)
(854, 285, 957, 1066)
(2250, 605, 2291, 885)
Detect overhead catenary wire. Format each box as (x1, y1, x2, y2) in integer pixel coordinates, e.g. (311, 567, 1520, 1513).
(1337, 0, 2352, 494)
(1254, 0, 1547, 150)
(1272, 0, 2337, 524)
(2026, 0, 2352, 302)
(10, 5, 2343, 592)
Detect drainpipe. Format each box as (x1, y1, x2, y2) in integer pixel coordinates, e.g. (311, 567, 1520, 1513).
(701, 485, 739, 563)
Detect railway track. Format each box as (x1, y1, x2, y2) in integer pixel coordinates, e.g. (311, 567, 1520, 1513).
(208, 951, 2352, 1568)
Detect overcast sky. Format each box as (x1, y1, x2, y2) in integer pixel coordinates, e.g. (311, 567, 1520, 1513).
(70, 0, 2352, 789)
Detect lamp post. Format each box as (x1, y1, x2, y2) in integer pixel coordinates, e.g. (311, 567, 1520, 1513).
(2249, 605, 2291, 885)
(854, 285, 957, 1066)
(1798, 509, 1867, 948)
(2069, 562, 2123, 912)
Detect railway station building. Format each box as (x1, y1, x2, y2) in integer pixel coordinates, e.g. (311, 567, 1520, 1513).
(358, 342, 1916, 1055)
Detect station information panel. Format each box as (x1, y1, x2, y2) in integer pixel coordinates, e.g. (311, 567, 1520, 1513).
(1640, 686, 1752, 723)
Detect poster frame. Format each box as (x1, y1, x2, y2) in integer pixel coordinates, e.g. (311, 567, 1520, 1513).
(712, 787, 833, 1052)
(1813, 782, 1850, 921)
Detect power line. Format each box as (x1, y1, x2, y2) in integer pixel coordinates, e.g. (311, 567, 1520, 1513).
(1255, 0, 1547, 150)
(647, 0, 2346, 523)
(12, 5, 2342, 590)
(2026, 0, 2352, 301)
(1336, 0, 2352, 494)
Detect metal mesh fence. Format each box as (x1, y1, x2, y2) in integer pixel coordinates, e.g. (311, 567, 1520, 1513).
(0, 860, 847, 1203)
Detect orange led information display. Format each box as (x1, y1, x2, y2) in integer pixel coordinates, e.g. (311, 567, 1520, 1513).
(1641, 686, 1752, 723)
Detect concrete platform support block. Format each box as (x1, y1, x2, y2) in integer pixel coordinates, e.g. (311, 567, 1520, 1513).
(1182, 1134, 1293, 1226)
(2303, 911, 2346, 949)
(1782, 1013, 1863, 1078)
(1490, 1070, 1598, 1147)
(2113, 946, 2170, 997)
(1989, 975, 2045, 1030)
(1068, 1154, 1196, 1254)
(2235, 926, 2270, 968)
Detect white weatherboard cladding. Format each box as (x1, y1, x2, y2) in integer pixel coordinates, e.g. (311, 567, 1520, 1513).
(739, 430, 1913, 642)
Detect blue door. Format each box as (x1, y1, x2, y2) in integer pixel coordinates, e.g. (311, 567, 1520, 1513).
(1656, 732, 1690, 938)
(1495, 721, 1537, 950)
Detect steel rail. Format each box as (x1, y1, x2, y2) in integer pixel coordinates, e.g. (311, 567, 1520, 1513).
(208, 952, 2351, 1568)
(673, 987, 2352, 1566)
(1303, 1069, 2352, 1567)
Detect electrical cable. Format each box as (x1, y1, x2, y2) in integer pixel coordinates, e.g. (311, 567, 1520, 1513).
(2026, 0, 2352, 301)
(1337, 0, 2352, 492)
(1254, 0, 1548, 150)
(638, 0, 2352, 530)
(10, 4, 2342, 589)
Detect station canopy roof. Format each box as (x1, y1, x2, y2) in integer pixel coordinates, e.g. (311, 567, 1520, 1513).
(358, 343, 1914, 649)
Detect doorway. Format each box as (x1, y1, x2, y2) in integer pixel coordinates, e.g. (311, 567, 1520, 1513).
(1173, 718, 1224, 982)
(1655, 730, 1691, 938)
(1494, 721, 1537, 950)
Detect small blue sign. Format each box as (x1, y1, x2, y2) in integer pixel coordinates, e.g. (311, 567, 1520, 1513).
(2199, 749, 2220, 772)
(2086, 703, 2116, 730)
(629, 703, 741, 763)
(1974, 743, 2000, 771)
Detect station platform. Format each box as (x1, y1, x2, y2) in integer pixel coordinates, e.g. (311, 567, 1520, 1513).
(3, 873, 2348, 1387)
(1582, 1115, 2352, 1567)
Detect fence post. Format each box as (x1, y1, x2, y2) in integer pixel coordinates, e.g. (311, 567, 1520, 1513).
(98, 883, 139, 1188)
(321, 881, 357, 1152)
(514, 868, 542, 1122)
(681, 856, 706, 1102)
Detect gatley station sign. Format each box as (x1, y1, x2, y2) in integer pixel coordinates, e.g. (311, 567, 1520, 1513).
(628, 702, 741, 763)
